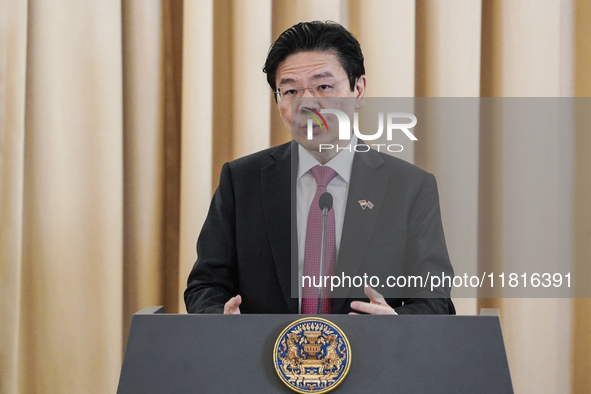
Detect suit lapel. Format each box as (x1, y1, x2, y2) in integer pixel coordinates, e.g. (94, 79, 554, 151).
(260, 141, 298, 314)
(332, 149, 389, 313)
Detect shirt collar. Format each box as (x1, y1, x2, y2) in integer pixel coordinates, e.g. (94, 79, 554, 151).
(297, 137, 357, 183)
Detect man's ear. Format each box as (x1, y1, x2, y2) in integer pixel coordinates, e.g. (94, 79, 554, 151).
(355, 75, 366, 109)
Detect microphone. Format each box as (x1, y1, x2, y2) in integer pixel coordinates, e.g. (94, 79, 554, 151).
(319, 192, 333, 213)
(317, 192, 333, 314)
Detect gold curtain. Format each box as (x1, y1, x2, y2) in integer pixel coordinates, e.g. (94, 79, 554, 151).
(1, 0, 590, 393)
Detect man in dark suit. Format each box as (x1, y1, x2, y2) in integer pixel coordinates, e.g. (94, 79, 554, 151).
(185, 21, 455, 315)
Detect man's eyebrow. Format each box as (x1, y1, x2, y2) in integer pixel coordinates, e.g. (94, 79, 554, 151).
(278, 77, 296, 85)
(278, 71, 336, 86)
(311, 71, 335, 80)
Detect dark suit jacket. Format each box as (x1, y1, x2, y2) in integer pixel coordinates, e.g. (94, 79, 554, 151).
(185, 141, 455, 314)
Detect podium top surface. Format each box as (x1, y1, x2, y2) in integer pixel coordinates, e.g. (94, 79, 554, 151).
(118, 312, 512, 394)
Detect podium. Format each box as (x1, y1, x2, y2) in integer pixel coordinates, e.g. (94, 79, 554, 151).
(117, 307, 513, 393)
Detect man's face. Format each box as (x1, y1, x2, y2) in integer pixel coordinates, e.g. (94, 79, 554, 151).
(275, 51, 365, 154)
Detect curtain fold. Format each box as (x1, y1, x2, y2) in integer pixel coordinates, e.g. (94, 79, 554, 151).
(352, 0, 416, 164)
(232, 0, 272, 157)
(0, 0, 27, 393)
(179, 0, 213, 311)
(14, 0, 124, 392)
(478, 1, 574, 392)
(414, 0, 482, 316)
(1, 1, 589, 393)
(121, 0, 165, 344)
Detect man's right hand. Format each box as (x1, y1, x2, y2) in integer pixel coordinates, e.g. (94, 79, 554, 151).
(223, 295, 242, 314)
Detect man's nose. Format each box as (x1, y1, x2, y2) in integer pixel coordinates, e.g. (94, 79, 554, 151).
(302, 87, 315, 98)
(299, 95, 320, 114)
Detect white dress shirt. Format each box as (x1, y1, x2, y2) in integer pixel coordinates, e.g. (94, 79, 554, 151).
(297, 137, 357, 311)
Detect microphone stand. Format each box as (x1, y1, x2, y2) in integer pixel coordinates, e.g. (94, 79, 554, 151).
(316, 192, 333, 314)
(317, 205, 328, 314)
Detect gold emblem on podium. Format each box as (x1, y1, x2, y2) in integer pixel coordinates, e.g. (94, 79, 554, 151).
(273, 317, 351, 393)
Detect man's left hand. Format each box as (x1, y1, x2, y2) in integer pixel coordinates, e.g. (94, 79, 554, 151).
(349, 286, 398, 315)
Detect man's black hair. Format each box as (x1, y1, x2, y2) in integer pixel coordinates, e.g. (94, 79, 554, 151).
(263, 21, 365, 94)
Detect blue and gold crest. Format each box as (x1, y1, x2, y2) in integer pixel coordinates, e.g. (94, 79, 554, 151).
(273, 317, 351, 393)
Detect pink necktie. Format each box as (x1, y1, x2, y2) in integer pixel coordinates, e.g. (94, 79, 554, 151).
(302, 165, 338, 314)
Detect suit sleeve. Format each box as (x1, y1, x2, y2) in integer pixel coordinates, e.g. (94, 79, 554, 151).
(184, 163, 238, 313)
(394, 173, 455, 315)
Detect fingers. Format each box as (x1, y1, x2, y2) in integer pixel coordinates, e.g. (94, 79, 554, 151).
(223, 294, 242, 315)
(363, 285, 389, 306)
(350, 300, 397, 315)
(350, 286, 398, 315)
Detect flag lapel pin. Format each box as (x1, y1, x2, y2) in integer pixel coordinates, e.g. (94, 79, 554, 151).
(359, 200, 374, 210)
